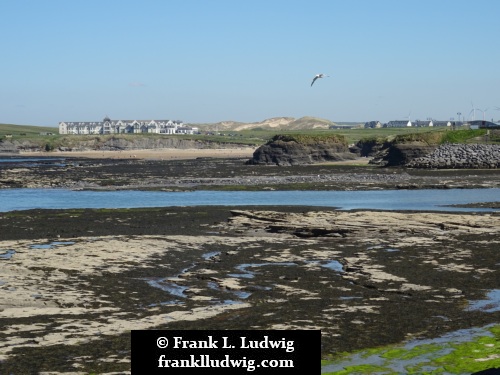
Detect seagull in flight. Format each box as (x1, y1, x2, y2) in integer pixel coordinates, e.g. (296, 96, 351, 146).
(311, 73, 329, 87)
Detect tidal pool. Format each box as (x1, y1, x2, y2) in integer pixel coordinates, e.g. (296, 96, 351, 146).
(30, 241, 76, 250)
(0, 249, 16, 260)
(468, 289, 500, 313)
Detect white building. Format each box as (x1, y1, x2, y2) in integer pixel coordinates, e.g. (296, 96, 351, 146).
(59, 117, 198, 135)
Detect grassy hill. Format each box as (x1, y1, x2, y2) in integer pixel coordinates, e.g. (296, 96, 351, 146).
(0, 123, 57, 138)
(2, 122, 497, 153)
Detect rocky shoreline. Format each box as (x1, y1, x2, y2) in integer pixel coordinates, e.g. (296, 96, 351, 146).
(1, 153, 500, 374)
(1, 206, 499, 374)
(2, 155, 500, 191)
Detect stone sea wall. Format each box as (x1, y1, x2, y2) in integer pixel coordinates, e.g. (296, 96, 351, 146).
(406, 144, 500, 169)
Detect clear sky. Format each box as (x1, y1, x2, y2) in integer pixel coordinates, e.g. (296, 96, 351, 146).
(1, 0, 499, 126)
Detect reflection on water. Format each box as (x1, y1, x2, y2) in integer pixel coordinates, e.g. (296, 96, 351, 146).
(230, 262, 297, 279)
(468, 289, 500, 313)
(0, 157, 67, 167)
(146, 278, 188, 298)
(321, 260, 344, 272)
(0, 188, 499, 212)
(0, 250, 16, 260)
(30, 241, 76, 250)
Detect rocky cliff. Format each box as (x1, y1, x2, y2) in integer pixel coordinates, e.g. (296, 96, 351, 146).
(0, 136, 248, 154)
(59, 136, 244, 151)
(368, 142, 438, 166)
(246, 134, 355, 166)
(349, 138, 390, 157)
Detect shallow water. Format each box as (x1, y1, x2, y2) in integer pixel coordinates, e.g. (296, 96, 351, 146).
(468, 289, 500, 313)
(320, 260, 344, 272)
(30, 241, 76, 250)
(1, 188, 499, 212)
(0, 249, 16, 260)
(0, 157, 66, 163)
(145, 278, 188, 298)
(230, 262, 298, 279)
(0, 157, 67, 167)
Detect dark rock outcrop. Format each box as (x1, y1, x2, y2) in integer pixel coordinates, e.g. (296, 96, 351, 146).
(0, 140, 20, 153)
(351, 139, 391, 157)
(0, 140, 42, 153)
(370, 142, 438, 166)
(246, 134, 355, 166)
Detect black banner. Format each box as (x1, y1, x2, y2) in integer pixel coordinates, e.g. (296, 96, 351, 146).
(131, 329, 320, 374)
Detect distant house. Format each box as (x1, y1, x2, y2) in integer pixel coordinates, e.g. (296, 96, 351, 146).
(411, 120, 444, 127)
(385, 120, 412, 128)
(176, 126, 198, 135)
(383, 119, 463, 128)
(364, 121, 382, 129)
(58, 117, 195, 135)
(469, 120, 500, 129)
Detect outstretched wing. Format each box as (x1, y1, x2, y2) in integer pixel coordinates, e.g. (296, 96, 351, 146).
(311, 76, 319, 86)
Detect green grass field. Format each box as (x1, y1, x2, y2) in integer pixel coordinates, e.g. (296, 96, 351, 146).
(0, 123, 57, 138)
(1, 122, 498, 147)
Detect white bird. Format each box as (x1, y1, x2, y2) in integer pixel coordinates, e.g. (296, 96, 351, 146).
(311, 73, 329, 87)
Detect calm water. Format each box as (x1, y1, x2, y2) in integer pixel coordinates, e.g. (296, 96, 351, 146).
(0, 157, 67, 166)
(0, 188, 499, 212)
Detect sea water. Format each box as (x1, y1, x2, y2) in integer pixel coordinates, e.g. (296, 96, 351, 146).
(0, 188, 499, 213)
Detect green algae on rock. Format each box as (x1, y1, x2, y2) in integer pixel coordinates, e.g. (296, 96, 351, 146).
(322, 324, 500, 374)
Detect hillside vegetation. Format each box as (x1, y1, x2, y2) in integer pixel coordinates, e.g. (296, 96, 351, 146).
(0, 123, 56, 137)
(394, 129, 488, 144)
(359, 129, 491, 147)
(267, 133, 348, 146)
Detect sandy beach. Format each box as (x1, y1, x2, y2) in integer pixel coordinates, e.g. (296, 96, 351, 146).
(21, 147, 257, 160)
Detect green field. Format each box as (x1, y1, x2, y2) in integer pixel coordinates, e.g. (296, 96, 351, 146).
(0, 123, 58, 138)
(1, 122, 498, 147)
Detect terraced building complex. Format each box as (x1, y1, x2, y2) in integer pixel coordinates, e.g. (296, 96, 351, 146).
(59, 117, 198, 135)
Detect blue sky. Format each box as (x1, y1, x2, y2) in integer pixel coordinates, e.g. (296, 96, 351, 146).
(1, 0, 499, 126)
